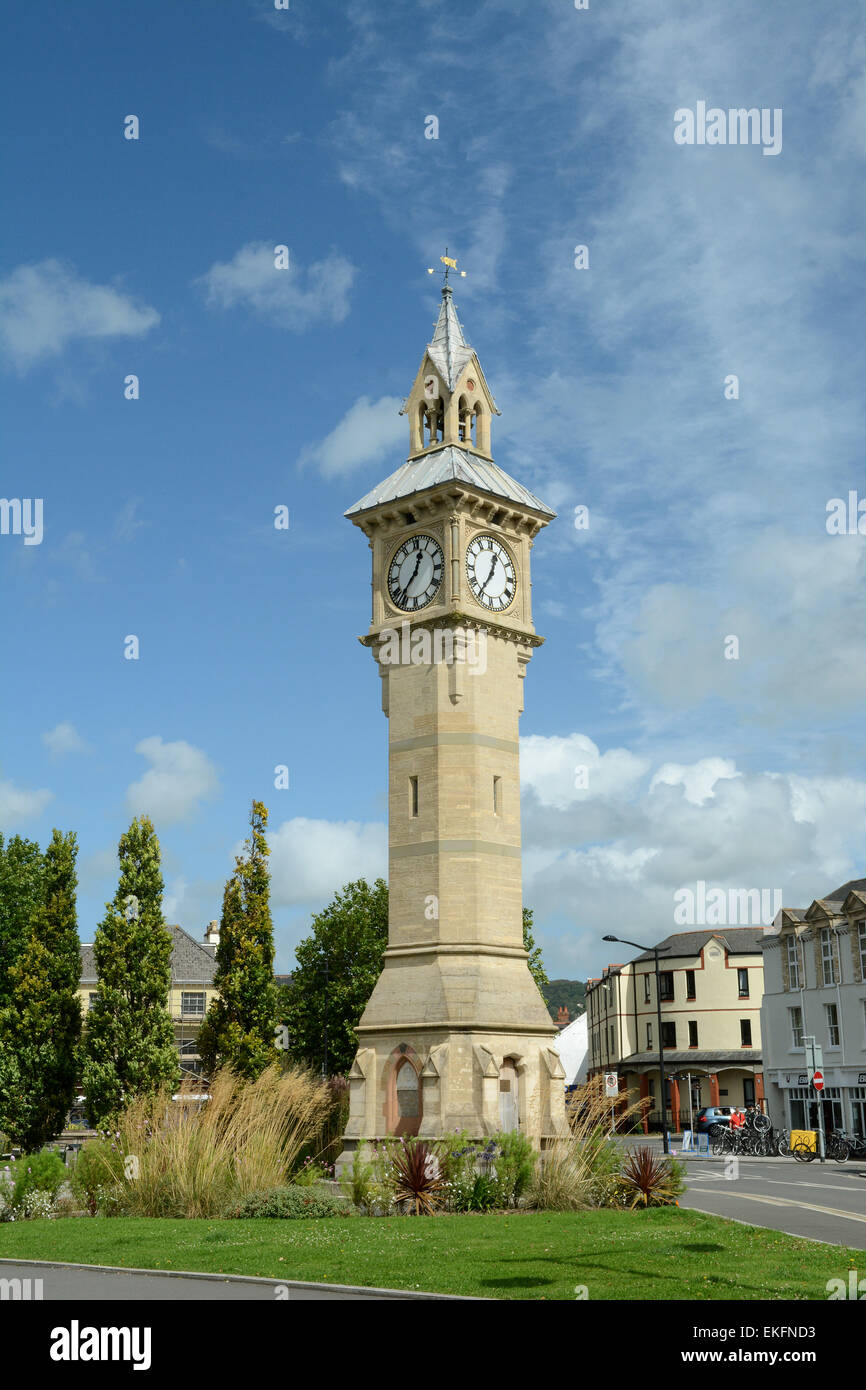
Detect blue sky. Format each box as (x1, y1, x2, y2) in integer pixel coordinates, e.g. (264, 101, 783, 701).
(2, 0, 866, 979)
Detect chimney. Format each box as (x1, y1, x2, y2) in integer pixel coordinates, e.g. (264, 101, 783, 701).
(557, 1005, 569, 1027)
(203, 920, 220, 949)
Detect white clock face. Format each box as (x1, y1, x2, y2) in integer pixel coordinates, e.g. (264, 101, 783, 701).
(387, 534, 444, 611)
(466, 533, 517, 612)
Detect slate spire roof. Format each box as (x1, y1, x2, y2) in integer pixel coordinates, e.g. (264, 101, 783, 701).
(427, 285, 474, 391)
(344, 445, 555, 519)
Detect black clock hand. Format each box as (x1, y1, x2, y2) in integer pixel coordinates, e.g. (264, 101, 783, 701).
(477, 554, 498, 594)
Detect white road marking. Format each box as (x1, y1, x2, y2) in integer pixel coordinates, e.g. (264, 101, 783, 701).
(685, 1189, 866, 1225)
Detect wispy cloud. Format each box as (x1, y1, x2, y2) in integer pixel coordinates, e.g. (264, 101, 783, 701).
(196, 242, 356, 330)
(301, 394, 405, 478)
(125, 737, 220, 826)
(42, 722, 91, 757)
(0, 259, 159, 371)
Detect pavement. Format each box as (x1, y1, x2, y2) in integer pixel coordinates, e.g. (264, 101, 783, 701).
(0, 1259, 472, 1301)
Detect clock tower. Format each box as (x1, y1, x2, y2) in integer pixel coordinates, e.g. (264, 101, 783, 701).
(338, 273, 565, 1157)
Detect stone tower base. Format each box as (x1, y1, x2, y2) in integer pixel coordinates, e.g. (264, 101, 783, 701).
(336, 1029, 566, 1174)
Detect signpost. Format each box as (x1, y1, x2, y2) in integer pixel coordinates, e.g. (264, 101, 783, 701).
(604, 1072, 618, 1133)
(804, 1036, 826, 1163)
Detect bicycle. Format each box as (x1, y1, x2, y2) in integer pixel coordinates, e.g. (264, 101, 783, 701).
(836, 1130, 866, 1159)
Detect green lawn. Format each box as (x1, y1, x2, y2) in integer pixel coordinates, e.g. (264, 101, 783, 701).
(0, 1210, 859, 1299)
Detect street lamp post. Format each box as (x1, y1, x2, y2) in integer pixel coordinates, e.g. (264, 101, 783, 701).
(603, 935, 672, 1155)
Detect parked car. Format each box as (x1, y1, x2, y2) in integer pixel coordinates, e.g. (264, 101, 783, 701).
(695, 1106, 732, 1134)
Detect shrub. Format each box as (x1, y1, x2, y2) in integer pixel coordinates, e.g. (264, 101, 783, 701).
(619, 1146, 684, 1209)
(223, 1185, 350, 1219)
(70, 1140, 124, 1216)
(292, 1156, 335, 1187)
(339, 1145, 379, 1214)
(384, 1138, 445, 1216)
(493, 1130, 537, 1205)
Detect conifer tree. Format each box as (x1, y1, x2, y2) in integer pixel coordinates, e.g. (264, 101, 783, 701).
(0, 834, 45, 1010)
(198, 800, 279, 1081)
(81, 817, 178, 1126)
(0, 830, 83, 1150)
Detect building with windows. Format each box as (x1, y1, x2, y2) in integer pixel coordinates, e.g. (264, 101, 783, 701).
(585, 930, 765, 1131)
(761, 879, 866, 1137)
(77, 921, 220, 1086)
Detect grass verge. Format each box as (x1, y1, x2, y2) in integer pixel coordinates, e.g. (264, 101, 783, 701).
(0, 1209, 859, 1300)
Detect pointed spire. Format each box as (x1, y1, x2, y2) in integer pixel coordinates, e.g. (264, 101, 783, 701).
(427, 286, 474, 391)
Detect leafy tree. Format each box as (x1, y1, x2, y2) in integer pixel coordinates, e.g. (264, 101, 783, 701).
(0, 830, 83, 1150)
(198, 801, 280, 1081)
(281, 878, 388, 1077)
(0, 835, 44, 1010)
(522, 906, 548, 993)
(81, 817, 178, 1126)
(542, 979, 586, 1022)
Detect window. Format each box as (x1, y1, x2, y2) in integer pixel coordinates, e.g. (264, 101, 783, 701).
(743, 1078, 755, 1106)
(643, 974, 651, 1004)
(740, 1018, 752, 1047)
(825, 1002, 840, 1048)
(659, 972, 674, 1001)
(661, 1021, 676, 1049)
(685, 969, 696, 999)
(410, 776, 419, 817)
(786, 934, 801, 989)
(493, 776, 501, 815)
(821, 927, 836, 986)
(646, 1022, 652, 1050)
(179, 1039, 198, 1056)
(737, 968, 750, 998)
(688, 1020, 698, 1047)
(181, 992, 205, 1017)
(608, 1024, 615, 1054)
(858, 922, 866, 980)
(88, 992, 98, 1012)
(789, 1006, 804, 1049)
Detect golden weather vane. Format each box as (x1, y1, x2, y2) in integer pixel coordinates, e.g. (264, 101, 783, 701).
(427, 247, 467, 286)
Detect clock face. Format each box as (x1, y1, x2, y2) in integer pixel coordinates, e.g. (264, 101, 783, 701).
(387, 534, 444, 611)
(466, 533, 517, 612)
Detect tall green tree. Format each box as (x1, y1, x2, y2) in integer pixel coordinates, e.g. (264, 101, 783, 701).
(0, 830, 83, 1150)
(281, 878, 388, 1077)
(81, 817, 178, 1126)
(522, 906, 549, 993)
(0, 834, 45, 1010)
(198, 801, 279, 1081)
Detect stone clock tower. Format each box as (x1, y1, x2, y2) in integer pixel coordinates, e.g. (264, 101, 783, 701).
(338, 273, 565, 1159)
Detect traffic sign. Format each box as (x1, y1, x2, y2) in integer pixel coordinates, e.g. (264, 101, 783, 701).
(604, 1073, 618, 1098)
(812, 1070, 824, 1091)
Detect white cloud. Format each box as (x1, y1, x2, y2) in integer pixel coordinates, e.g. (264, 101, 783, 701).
(41, 722, 91, 757)
(196, 243, 356, 330)
(650, 758, 739, 807)
(301, 395, 406, 478)
(520, 733, 649, 811)
(0, 259, 159, 371)
(125, 737, 220, 826)
(269, 816, 387, 906)
(0, 779, 53, 829)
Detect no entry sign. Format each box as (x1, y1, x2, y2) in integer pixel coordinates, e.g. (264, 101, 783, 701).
(812, 1070, 824, 1091)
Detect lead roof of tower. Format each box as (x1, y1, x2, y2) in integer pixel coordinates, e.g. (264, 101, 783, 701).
(427, 285, 475, 390)
(344, 443, 556, 518)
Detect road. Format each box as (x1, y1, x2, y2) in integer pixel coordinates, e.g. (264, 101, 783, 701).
(677, 1153, 866, 1247)
(0, 1260, 467, 1300)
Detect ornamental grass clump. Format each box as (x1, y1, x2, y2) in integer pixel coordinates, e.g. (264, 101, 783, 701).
(76, 1063, 333, 1218)
(529, 1074, 650, 1212)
